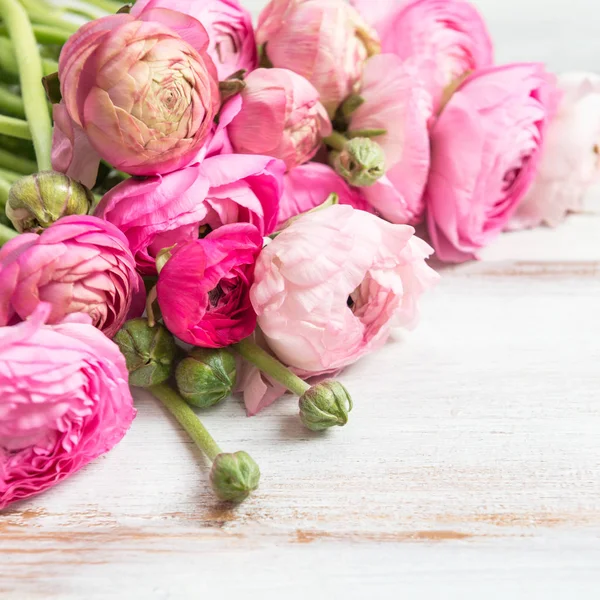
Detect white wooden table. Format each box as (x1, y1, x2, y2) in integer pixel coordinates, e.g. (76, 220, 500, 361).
(1, 1, 600, 598)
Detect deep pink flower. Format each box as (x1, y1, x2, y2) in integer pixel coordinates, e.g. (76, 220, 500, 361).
(131, 0, 257, 80)
(277, 162, 373, 228)
(95, 154, 284, 275)
(425, 64, 560, 263)
(256, 0, 380, 116)
(157, 224, 263, 348)
(251, 204, 439, 373)
(0, 216, 144, 337)
(367, 0, 494, 113)
(228, 68, 332, 170)
(0, 304, 136, 510)
(348, 54, 433, 224)
(53, 9, 219, 183)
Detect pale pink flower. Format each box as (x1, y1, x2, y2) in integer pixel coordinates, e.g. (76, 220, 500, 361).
(0, 304, 136, 510)
(348, 54, 433, 224)
(228, 68, 332, 170)
(251, 204, 438, 373)
(131, 0, 257, 80)
(510, 72, 600, 229)
(425, 64, 560, 263)
(0, 216, 144, 338)
(256, 0, 380, 115)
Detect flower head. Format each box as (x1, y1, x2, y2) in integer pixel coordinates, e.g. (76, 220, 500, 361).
(0, 304, 136, 510)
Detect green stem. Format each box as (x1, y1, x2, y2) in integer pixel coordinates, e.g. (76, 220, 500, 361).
(0, 176, 10, 207)
(18, 0, 80, 33)
(0, 37, 19, 78)
(0, 147, 37, 173)
(150, 384, 223, 462)
(233, 337, 311, 397)
(79, 0, 122, 13)
(32, 24, 72, 45)
(323, 131, 348, 152)
(0, 85, 25, 117)
(0, 0, 53, 171)
(0, 114, 31, 139)
(0, 167, 22, 182)
(0, 222, 18, 245)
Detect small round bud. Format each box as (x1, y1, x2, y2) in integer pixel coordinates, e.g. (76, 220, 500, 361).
(331, 137, 385, 187)
(6, 171, 93, 233)
(176, 348, 237, 409)
(299, 380, 353, 432)
(210, 451, 260, 503)
(114, 318, 177, 388)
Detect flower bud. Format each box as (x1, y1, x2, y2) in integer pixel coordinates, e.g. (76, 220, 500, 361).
(210, 451, 260, 503)
(6, 171, 93, 233)
(299, 380, 353, 431)
(176, 348, 237, 409)
(114, 318, 177, 388)
(331, 137, 385, 187)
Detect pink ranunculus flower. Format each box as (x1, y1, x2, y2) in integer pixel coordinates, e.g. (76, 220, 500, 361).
(131, 0, 257, 80)
(510, 72, 600, 230)
(157, 224, 263, 348)
(425, 63, 560, 263)
(370, 0, 494, 113)
(348, 54, 433, 224)
(256, 0, 380, 116)
(53, 9, 219, 183)
(95, 154, 284, 275)
(0, 216, 144, 338)
(251, 204, 439, 373)
(277, 162, 373, 228)
(0, 304, 136, 510)
(228, 68, 332, 171)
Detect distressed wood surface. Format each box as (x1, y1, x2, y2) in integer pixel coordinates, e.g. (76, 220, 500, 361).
(2, 1, 600, 597)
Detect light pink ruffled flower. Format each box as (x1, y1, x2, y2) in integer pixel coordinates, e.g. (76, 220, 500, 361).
(131, 0, 257, 80)
(0, 304, 136, 510)
(348, 54, 433, 224)
(157, 224, 263, 348)
(510, 72, 600, 229)
(425, 64, 560, 263)
(95, 153, 284, 276)
(277, 162, 373, 228)
(256, 0, 380, 116)
(365, 0, 493, 113)
(53, 9, 219, 182)
(251, 204, 438, 373)
(228, 68, 332, 170)
(0, 216, 144, 338)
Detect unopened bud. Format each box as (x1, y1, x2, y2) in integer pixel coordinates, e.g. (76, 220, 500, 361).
(210, 451, 260, 503)
(331, 138, 385, 187)
(176, 348, 237, 409)
(299, 380, 353, 431)
(114, 318, 177, 388)
(6, 171, 93, 233)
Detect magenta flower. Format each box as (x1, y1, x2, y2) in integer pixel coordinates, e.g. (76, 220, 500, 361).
(425, 64, 560, 263)
(0, 304, 136, 510)
(277, 162, 373, 228)
(95, 154, 284, 275)
(157, 224, 263, 348)
(53, 9, 220, 183)
(0, 216, 144, 338)
(228, 68, 332, 170)
(131, 0, 258, 80)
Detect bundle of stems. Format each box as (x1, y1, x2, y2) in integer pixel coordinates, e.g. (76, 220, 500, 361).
(0, 0, 124, 232)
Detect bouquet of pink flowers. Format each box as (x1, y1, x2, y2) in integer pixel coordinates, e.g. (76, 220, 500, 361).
(1, 0, 598, 508)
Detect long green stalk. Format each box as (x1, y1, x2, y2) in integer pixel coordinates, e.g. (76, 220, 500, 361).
(0, 167, 21, 183)
(0, 147, 37, 174)
(0, 176, 10, 206)
(79, 0, 121, 13)
(31, 24, 72, 45)
(0, 36, 58, 77)
(0, 222, 18, 245)
(0, 0, 53, 171)
(0, 85, 25, 117)
(18, 0, 81, 33)
(0, 114, 31, 139)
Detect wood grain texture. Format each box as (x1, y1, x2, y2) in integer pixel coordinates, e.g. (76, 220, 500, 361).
(2, 2, 600, 597)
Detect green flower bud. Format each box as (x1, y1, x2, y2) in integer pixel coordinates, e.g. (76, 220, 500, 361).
(114, 318, 177, 388)
(210, 451, 260, 503)
(6, 171, 93, 233)
(299, 380, 353, 432)
(331, 137, 385, 187)
(176, 348, 237, 409)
